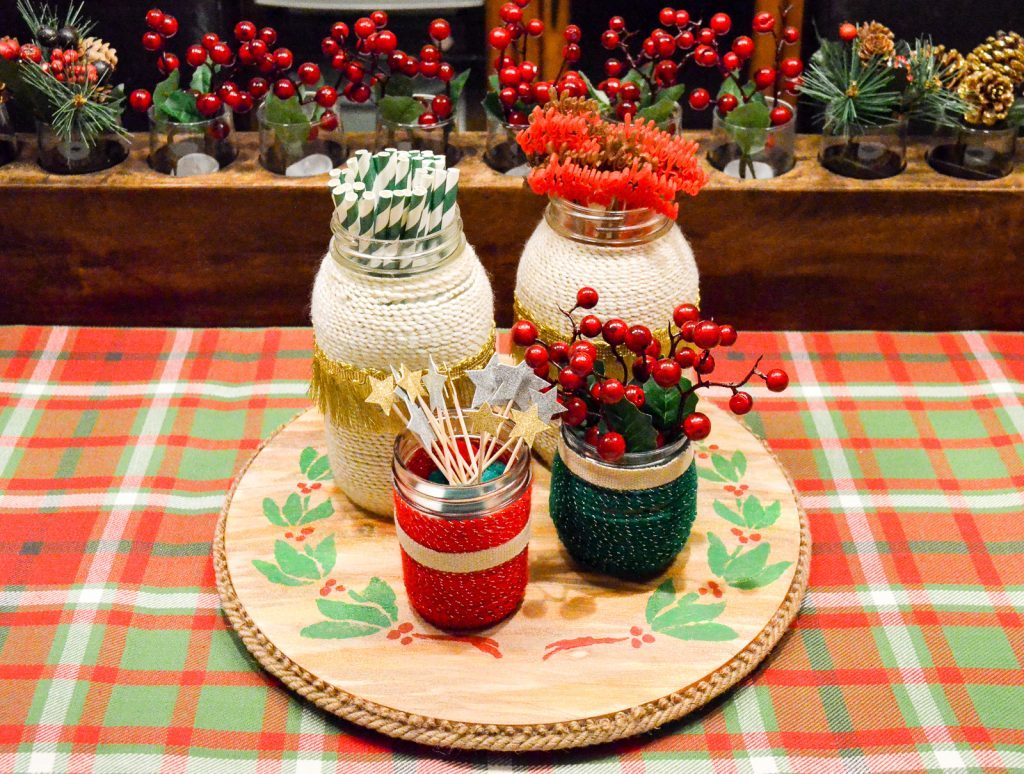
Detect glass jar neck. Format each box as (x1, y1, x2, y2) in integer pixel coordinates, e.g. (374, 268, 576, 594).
(561, 424, 690, 470)
(329, 209, 465, 277)
(392, 432, 531, 519)
(545, 197, 672, 247)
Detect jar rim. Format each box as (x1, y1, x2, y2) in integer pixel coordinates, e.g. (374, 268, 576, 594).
(328, 211, 465, 276)
(256, 100, 339, 128)
(545, 196, 673, 246)
(148, 103, 230, 128)
(718, 96, 796, 131)
(378, 94, 457, 130)
(561, 424, 691, 469)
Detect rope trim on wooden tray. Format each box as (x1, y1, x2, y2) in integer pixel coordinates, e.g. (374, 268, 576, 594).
(213, 409, 811, 752)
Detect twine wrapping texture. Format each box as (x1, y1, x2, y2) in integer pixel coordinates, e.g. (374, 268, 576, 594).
(550, 434, 698, 581)
(310, 238, 495, 515)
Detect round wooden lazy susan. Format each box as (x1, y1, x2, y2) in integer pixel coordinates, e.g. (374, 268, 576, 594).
(214, 403, 810, 751)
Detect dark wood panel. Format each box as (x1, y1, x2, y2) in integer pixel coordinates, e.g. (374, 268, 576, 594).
(0, 132, 1021, 330)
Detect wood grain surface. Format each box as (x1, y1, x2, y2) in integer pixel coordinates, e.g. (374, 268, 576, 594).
(220, 402, 806, 732)
(1, 131, 1021, 330)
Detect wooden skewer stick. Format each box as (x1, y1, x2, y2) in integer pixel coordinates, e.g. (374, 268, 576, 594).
(446, 379, 480, 480)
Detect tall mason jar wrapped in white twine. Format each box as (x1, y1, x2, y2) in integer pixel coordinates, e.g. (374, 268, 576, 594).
(514, 197, 700, 463)
(311, 209, 495, 515)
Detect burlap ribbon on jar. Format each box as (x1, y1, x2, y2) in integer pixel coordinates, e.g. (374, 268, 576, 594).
(556, 433, 695, 491)
(309, 327, 496, 434)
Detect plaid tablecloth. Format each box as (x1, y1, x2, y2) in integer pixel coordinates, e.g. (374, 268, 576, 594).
(0, 327, 1021, 773)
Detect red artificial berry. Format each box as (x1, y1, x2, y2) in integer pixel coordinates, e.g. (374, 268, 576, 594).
(783, 26, 800, 44)
(675, 348, 696, 369)
(526, 18, 544, 36)
(348, 82, 371, 102)
(208, 119, 230, 140)
(780, 57, 803, 78)
(564, 24, 582, 43)
(159, 15, 178, 37)
(146, 8, 165, 29)
(570, 340, 598, 360)
(429, 94, 452, 119)
(710, 13, 731, 34)
(657, 36, 676, 57)
(429, 18, 452, 41)
(548, 341, 570, 364)
(524, 344, 549, 369)
(489, 27, 511, 49)
(354, 17, 376, 38)
(196, 93, 221, 118)
(754, 67, 777, 89)
(753, 12, 776, 33)
(259, 27, 277, 45)
(298, 62, 321, 85)
(601, 379, 625, 404)
(274, 79, 296, 99)
(765, 369, 789, 392)
(718, 325, 737, 346)
(729, 392, 753, 415)
(695, 353, 716, 374)
(312, 110, 336, 131)
(248, 77, 269, 98)
(331, 22, 350, 40)
(511, 320, 538, 346)
(564, 396, 588, 426)
(370, 10, 388, 27)
(437, 62, 455, 82)
(185, 44, 207, 67)
(695, 45, 718, 67)
(569, 351, 594, 376)
(632, 355, 656, 382)
(597, 432, 626, 462)
(157, 52, 179, 73)
(274, 48, 294, 71)
(698, 27, 716, 45)
(602, 78, 621, 96)
(654, 59, 678, 85)
(589, 382, 603, 402)
(249, 39, 268, 58)
(499, 65, 520, 87)
(575, 286, 598, 309)
(518, 61, 538, 83)
(674, 303, 699, 327)
(652, 359, 682, 388)
(400, 56, 419, 76)
(620, 81, 640, 102)
(693, 320, 720, 349)
(676, 30, 695, 49)
(235, 20, 257, 41)
(770, 104, 793, 126)
(675, 9, 690, 26)
(658, 7, 676, 27)
(688, 88, 711, 110)
(625, 384, 646, 408)
(839, 22, 858, 42)
(202, 32, 220, 50)
(500, 3, 522, 23)
(584, 425, 601, 446)
(141, 31, 164, 52)
(646, 340, 662, 358)
(420, 44, 441, 63)
(346, 62, 365, 82)
(625, 325, 653, 354)
(331, 52, 348, 70)
(235, 90, 254, 114)
(563, 43, 581, 62)
(498, 87, 517, 107)
(602, 319, 628, 347)
(316, 86, 338, 107)
(210, 43, 233, 66)
(576, 314, 600, 338)
(609, 16, 626, 31)
(558, 368, 583, 392)
(375, 30, 398, 54)
(732, 35, 754, 58)
(616, 98, 637, 118)
(129, 88, 153, 112)
(602, 30, 620, 50)
(321, 37, 340, 56)
(721, 51, 741, 71)
(680, 320, 697, 342)
(717, 94, 739, 115)
(683, 412, 711, 441)
(642, 37, 657, 57)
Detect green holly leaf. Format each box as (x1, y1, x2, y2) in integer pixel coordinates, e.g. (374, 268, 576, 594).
(707, 532, 730, 576)
(300, 620, 381, 639)
(384, 73, 417, 97)
(645, 579, 677, 625)
(449, 69, 471, 104)
(717, 77, 759, 101)
(252, 559, 311, 586)
(483, 91, 504, 120)
(604, 398, 658, 453)
(282, 493, 303, 526)
(580, 72, 610, 107)
(643, 381, 681, 430)
(378, 95, 425, 125)
(262, 497, 288, 527)
(698, 467, 726, 483)
(348, 577, 399, 623)
(724, 542, 771, 583)
(159, 89, 202, 123)
(152, 69, 179, 114)
(713, 500, 746, 527)
(298, 499, 334, 526)
(189, 63, 213, 94)
(733, 560, 791, 590)
(274, 540, 322, 580)
(266, 94, 310, 125)
(661, 622, 738, 641)
(742, 496, 782, 529)
(305, 535, 336, 576)
(638, 85, 685, 125)
(315, 598, 392, 629)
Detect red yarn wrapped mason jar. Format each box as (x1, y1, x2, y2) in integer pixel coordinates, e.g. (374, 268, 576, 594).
(391, 432, 532, 630)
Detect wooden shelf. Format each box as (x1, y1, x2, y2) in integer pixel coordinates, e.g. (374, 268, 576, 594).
(1, 131, 1021, 330)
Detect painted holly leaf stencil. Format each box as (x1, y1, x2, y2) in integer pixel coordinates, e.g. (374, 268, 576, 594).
(253, 535, 336, 586)
(262, 493, 333, 527)
(645, 579, 738, 641)
(301, 577, 398, 639)
(299, 446, 332, 481)
(713, 495, 782, 530)
(707, 533, 791, 589)
(698, 450, 747, 483)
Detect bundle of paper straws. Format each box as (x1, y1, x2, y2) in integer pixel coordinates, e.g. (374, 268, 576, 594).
(328, 149, 460, 258)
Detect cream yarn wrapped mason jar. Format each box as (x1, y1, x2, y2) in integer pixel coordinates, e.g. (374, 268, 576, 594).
(514, 197, 700, 462)
(311, 213, 495, 515)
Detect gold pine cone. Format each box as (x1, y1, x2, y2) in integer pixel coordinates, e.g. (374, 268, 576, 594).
(957, 66, 1015, 125)
(79, 36, 118, 71)
(857, 21, 896, 62)
(967, 30, 1024, 87)
(931, 44, 968, 89)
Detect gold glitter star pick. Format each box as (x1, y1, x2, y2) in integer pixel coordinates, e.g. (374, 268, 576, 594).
(509, 403, 553, 448)
(397, 364, 426, 402)
(364, 374, 397, 416)
(465, 401, 507, 438)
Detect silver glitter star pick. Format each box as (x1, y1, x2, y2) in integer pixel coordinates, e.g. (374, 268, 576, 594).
(490, 360, 531, 404)
(532, 385, 564, 424)
(466, 353, 502, 408)
(514, 369, 551, 410)
(423, 357, 448, 412)
(405, 404, 436, 449)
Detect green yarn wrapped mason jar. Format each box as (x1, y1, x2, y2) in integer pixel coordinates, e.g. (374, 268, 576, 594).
(550, 427, 698, 581)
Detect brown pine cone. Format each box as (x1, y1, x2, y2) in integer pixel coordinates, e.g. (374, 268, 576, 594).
(931, 44, 968, 89)
(967, 30, 1024, 87)
(79, 36, 118, 71)
(857, 21, 896, 62)
(957, 66, 1015, 125)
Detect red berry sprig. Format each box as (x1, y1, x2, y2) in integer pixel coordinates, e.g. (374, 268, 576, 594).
(513, 288, 790, 462)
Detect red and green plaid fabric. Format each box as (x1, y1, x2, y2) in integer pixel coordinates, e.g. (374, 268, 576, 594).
(1, 327, 1022, 773)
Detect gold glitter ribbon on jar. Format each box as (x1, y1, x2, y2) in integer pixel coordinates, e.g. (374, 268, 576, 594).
(309, 327, 497, 433)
